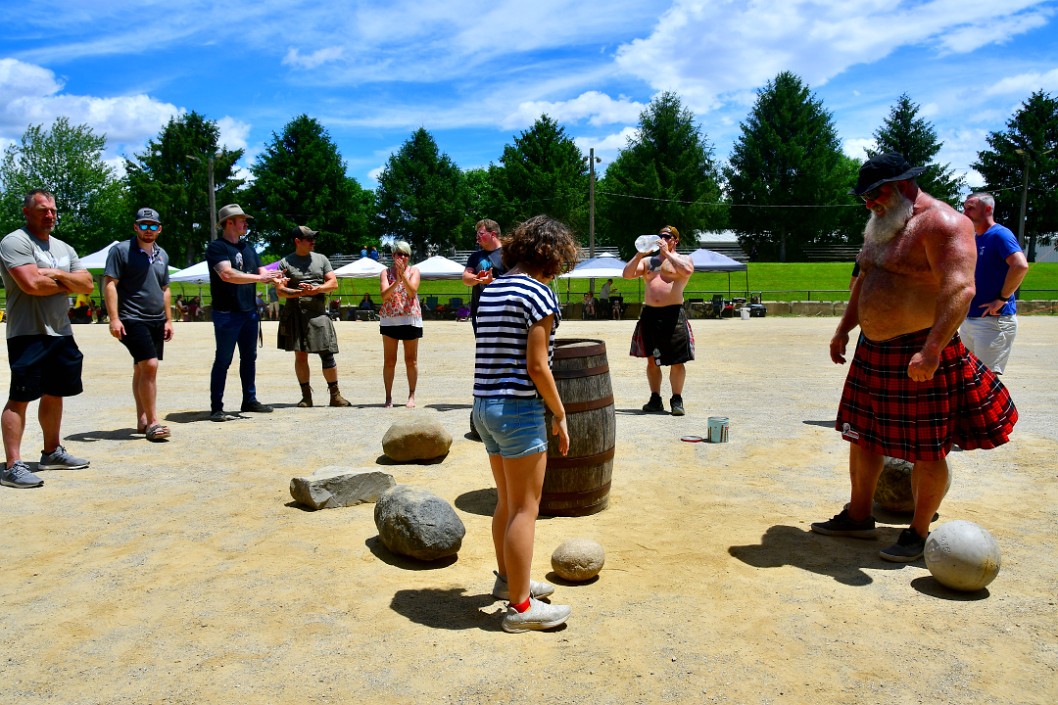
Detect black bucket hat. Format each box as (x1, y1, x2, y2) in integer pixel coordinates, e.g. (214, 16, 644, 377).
(851, 152, 926, 196)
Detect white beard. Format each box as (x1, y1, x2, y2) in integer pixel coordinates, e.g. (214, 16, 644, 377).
(864, 190, 914, 245)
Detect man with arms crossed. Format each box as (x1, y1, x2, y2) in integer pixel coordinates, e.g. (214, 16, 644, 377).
(103, 207, 175, 441)
(1, 189, 94, 488)
(206, 204, 283, 421)
(812, 153, 1018, 561)
(622, 225, 695, 416)
(958, 192, 1029, 374)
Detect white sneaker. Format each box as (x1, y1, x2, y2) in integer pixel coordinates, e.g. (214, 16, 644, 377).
(491, 571, 555, 600)
(502, 597, 571, 633)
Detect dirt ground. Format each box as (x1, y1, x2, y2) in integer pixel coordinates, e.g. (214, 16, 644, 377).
(1, 315, 1056, 705)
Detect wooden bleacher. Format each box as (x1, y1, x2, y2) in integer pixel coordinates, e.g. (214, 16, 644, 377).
(804, 245, 861, 261)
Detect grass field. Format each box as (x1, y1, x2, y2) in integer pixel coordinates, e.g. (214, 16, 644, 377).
(6, 262, 1056, 310)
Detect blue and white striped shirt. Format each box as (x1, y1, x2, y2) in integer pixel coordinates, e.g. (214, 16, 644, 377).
(473, 274, 561, 398)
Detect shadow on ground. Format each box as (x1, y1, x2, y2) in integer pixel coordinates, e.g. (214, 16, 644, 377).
(729, 524, 917, 586)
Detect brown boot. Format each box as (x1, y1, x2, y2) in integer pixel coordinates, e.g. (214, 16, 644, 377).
(329, 382, 352, 407)
(297, 383, 313, 408)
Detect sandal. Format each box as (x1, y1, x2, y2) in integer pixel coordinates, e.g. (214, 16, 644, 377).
(145, 423, 171, 442)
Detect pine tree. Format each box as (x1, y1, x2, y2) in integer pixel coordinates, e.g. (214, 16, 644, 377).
(124, 112, 243, 266)
(725, 72, 852, 262)
(973, 90, 1058, 260)
(868, 93, 963, 204)
(246, 114, 370, 257)
(596, 92, 723, 258)
(490, 115, 588, 233)
(374, 128, 465, 255)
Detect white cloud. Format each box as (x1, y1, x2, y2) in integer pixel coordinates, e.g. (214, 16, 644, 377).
(984, 67, 1058, 97)
(282, 46, 345, 70)
(842, 138, 875, 160)
(612, 0, 1056, 116)
(0, 58, 181, 159)
(501, 92, 645, 130)
(216, 116, 252, 152)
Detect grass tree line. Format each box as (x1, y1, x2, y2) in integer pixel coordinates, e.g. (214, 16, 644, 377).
(1, 72, 1056, 268)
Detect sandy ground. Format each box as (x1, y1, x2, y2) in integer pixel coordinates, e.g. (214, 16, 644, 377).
(1, 315, 1056, 705)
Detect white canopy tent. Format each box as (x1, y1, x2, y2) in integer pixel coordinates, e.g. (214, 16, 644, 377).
(169, 260, 211, 283)
(78, 241, 121, 273)
(558, 254, 628, 280)
(333, 257, 386, 278)
(415, 255, 465, 280)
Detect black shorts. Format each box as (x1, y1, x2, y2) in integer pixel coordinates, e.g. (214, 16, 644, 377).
(7, 335, 84, 402)
(630, 304, 695, 365)
(120, 320, 166, 363)
(380, 324, 423, 341)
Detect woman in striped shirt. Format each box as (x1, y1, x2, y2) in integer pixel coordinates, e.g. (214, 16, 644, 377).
(472, 215, 579, 633)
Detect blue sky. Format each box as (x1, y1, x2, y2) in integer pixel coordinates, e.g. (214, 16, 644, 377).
(2, 1, 1057, 195)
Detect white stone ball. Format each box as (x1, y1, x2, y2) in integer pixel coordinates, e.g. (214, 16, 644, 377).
(551, 538, 605, 582)
(924, 520, 1001, 591)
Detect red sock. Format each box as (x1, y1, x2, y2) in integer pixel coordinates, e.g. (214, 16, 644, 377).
(511, 597, 531, 613)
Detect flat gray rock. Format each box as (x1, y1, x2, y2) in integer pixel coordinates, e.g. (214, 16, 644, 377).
(382, 418, 452, 462)
(290, 467, 396, 510)
(374, 485, 464, 561)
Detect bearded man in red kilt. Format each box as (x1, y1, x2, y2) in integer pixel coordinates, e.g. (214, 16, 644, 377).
(812, 153, 1017, 562)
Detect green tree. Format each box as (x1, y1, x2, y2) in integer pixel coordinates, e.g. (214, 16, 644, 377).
(124, 111, 244, 266)
(972, 90, 1058, 261)
(490, 115, 588, 233)
(455, 167, 503, 249)
(374, 128, 465, 255)
(246, 114, 370, 257)
(725, 72, 851, 261)
(0, 117, 126, 254)
(868, 93, 963, 204)
(596, 92, 723, 258)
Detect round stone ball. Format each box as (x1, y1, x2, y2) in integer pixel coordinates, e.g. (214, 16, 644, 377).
(874, 456, 953, 513)
(924, 520, 1001, 591)
(551, 538, 605, 582)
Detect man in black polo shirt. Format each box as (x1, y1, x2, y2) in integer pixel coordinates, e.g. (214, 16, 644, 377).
(103, 207, 174, 440)
(206, 204, 283, 421)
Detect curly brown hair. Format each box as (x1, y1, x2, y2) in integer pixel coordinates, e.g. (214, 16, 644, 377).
(501, 215, 579, 280)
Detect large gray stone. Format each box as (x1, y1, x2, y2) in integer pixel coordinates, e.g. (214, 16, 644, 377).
(374, 485, 465, 561)
(551, 537, 605, 582)
(289, 467, 396, 510)
(382, 418, 452, 462)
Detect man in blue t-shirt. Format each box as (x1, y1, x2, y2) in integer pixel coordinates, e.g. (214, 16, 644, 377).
(462, 218, 507, 437)
(206, 204, 284, 421)
(958, 192, 1029, 375)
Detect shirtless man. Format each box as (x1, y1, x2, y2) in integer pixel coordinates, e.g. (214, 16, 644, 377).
(812, 153, 1018, 562)
(622, 225, 695, 416)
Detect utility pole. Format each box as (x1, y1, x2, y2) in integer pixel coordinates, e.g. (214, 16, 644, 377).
(188, 152, 219, 240)
(1015, 147, 1054, 262)
(585, 148, 602, 293)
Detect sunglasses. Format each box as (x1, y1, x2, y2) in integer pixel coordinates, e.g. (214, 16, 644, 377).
(659, 232, 676, 240)
(393, 251, 409, 258)
(137, 223, 160, 231)
(859, 187, 884, 203)
(298, 237, 317, 243)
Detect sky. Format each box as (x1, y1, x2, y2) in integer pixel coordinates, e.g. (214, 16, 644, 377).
(2, 0, 1057, 197)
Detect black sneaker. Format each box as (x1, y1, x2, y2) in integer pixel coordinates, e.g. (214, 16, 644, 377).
(810, 508, 877, 538)
(241, 400, 273, 413)
(879, 528, 927, 562)
(642, 393, 664, 413)
(670, 395, 685, 416)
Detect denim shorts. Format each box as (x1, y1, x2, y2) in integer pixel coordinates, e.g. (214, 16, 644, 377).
(472, 396, 548, 459)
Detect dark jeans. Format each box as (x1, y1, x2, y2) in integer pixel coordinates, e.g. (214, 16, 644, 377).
(210, 309, 259, 412)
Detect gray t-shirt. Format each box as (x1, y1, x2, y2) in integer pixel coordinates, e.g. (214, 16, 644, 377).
(0, 227, 83, 338)
(103, 238, 170, 322)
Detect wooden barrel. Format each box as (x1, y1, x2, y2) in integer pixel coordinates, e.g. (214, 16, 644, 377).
(541, 338, 616, 516)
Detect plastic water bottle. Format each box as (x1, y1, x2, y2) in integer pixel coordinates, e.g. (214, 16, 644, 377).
(635, 234, 661, 253)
